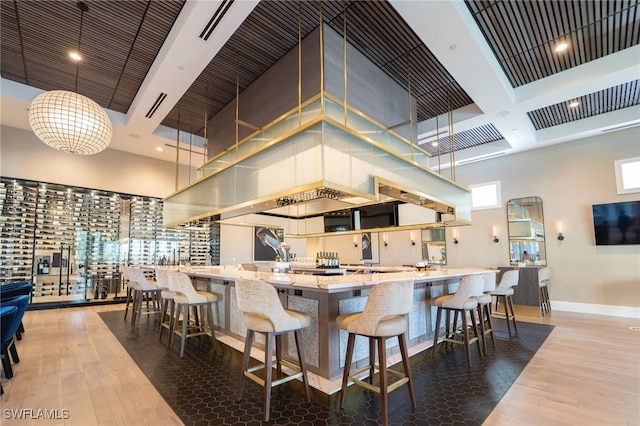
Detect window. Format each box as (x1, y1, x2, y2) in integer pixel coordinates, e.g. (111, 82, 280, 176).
(469, 181, 501, 210)
(615, 157, 640, 195)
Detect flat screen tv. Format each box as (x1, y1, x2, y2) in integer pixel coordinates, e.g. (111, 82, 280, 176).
(357, 202, 399, 230)
(592, 201, 640, 245)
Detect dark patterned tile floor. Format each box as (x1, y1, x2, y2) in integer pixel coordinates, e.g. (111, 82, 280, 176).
(99, 311, 554, 425)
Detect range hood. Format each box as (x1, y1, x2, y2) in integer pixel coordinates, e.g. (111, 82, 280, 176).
(162, 24, 471, 232)
(163, 99, 471, 233)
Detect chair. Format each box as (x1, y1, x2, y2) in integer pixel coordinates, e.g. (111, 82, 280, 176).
(0, 306, 17, 395)
(235, 278, 311, 423)
(476, 273, 497, 356)
(167, 271, 218, 358)
(491, 270, 519, 336)
(1, 295, 30, 380)
(538, 267, 552, 316)
(155, 269, 176, 343)
(337, 279, 416, 426)
(123, 267, 162, 328)
(432, 275, 484, 368)
(0, 282, 32, 340)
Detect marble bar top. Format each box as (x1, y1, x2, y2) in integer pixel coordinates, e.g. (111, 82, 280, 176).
(153, 266, 496, 294)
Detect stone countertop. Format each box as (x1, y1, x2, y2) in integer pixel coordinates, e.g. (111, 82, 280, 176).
(152, 266, 496, 293)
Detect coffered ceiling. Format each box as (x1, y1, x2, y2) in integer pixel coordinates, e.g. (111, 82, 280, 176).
(1, 0, 639, 169)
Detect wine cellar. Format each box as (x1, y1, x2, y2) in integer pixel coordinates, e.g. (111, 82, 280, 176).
(0, 177, 220, 306)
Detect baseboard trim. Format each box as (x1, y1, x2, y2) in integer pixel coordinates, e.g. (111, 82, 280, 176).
(552, 301, 640, 319)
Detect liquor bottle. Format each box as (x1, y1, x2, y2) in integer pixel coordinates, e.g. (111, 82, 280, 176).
(315, 252, 320, 268)
(42, 259, 49, 274)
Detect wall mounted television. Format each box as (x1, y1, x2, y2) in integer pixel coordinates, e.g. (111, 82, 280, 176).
(592, 200, 640, 245)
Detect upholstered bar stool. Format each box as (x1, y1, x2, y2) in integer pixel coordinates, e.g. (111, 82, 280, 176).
(476, 272, 497, 356)
(432, 274, 484, 368)
(338, 279, 416, 426)
(122, 267, 136, 321)
(155, 269, 176, 344)
(538, 267, 551, 316)
(235, 278, 311, 423)
(490, 270, 519, 336)
(126, 267, 162, 328)
(166, 271, 218, 358)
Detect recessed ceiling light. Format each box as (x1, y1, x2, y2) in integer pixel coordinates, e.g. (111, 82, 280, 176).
(156, 147, 163, 152)
(177, 65, 185, 71)
(449, 44, 457, 51)
(496, 110, 510, 117)
(568, 100, 580, 108)
(431, 142, 439, 147)
(128, 133, 140, 139)
(69, 51, 82, 61)
(555, 42, 569, 52)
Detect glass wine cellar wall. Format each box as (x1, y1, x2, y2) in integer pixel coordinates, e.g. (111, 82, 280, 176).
(0, 177, 220, 306)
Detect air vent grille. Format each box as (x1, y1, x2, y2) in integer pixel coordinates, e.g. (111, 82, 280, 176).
(145, 92, 167, 119)
(199, 0, 234, 41)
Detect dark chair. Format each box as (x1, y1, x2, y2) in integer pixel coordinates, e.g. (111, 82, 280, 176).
(0, 282, 33, 340)
(1, 295, 30, 380)
(1, 306, 18, 394)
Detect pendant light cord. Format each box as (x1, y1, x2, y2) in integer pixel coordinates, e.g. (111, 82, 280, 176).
(75, 1, 89, 93)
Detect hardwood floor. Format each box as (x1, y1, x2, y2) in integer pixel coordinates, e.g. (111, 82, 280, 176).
(1, 305, 638, 425)
(483, 311, 640, 426)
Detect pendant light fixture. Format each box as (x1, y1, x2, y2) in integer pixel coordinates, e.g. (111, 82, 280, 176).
(28, 1, 112, 155)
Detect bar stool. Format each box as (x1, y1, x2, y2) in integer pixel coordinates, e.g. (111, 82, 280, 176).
(122, 267, 136, 321)
(432, 274, 484, 368)
(538, 267, 551, 316)
(491, 270, 519, 336)
(155, 270, 176, 344)
(125, 267, 162, 328)
(166, 271, 218, 358)
(337, 279, 416, 426)
(476, 272, 497, 356)
(235, 278, 311, 423)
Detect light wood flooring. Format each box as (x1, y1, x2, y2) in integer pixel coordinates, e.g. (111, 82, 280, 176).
(1, 305, 638, 425)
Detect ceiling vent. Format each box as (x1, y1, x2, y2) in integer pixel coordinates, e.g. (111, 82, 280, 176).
(145, 93, 167, 119)
(199, 0, 234, 41)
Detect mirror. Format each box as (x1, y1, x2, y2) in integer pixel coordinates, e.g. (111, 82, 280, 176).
(421, 227, 446, 265)
(507, 197, 546, 266)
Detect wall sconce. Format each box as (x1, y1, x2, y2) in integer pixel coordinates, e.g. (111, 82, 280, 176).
(353, 236, 358, 247)
(383, 234, 388, 247)
(453, 229, 459, 244)
(410, 232, 416, 246)
(493, 226, 499, 243)
(557, 221, 565, 240)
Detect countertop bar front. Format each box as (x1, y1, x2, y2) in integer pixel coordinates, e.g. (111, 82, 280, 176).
(153, 266, 496, 384)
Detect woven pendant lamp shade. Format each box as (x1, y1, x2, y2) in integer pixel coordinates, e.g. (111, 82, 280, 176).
(28, 90, 112, 155)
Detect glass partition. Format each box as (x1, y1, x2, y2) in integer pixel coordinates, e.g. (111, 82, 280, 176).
(507, 196, 546, 265)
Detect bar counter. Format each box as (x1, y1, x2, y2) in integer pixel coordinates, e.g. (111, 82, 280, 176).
(155, 266, 495, 384)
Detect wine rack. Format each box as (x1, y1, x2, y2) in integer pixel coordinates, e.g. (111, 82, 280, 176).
(0, 177, 217, 306)
(0, 180, 37, 284)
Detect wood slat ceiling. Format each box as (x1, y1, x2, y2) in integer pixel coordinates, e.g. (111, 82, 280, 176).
(2, 0, 638, 152)
(163, 0, 472, 135)
(0, 0, 185, 113)
(418, 123, 504, 156)
(528, 79, 640, 130)
(465, 0, 640, 87)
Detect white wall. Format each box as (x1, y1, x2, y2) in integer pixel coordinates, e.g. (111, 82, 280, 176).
(3, 122, 638, 315)
(1, 125, 187, 198)
(451, 127, 640, 312)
